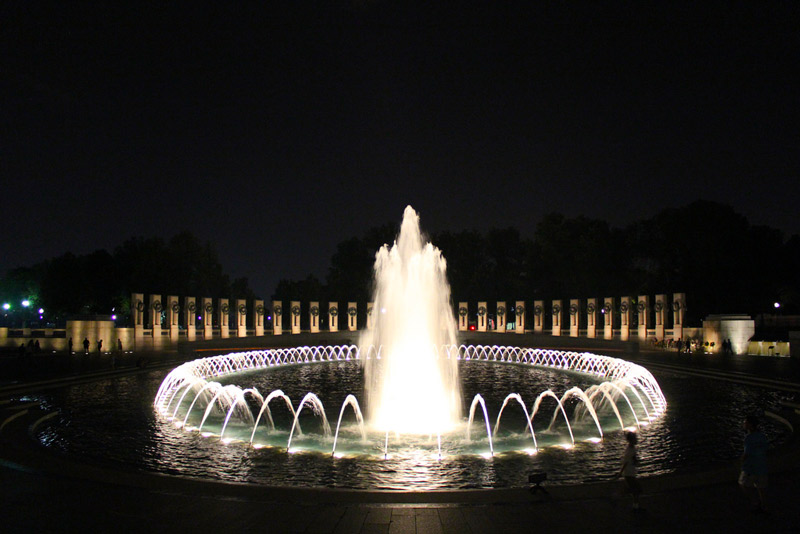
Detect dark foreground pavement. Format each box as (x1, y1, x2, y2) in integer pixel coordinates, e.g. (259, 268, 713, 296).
(2, 336, 800, 533)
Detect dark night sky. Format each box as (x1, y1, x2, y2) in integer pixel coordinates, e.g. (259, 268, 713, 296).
(2, 2, 799, 297)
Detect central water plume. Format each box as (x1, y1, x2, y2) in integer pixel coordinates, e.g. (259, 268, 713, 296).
(361, 206, 461, 434)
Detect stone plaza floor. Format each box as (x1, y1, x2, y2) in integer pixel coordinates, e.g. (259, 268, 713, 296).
(2, 336, 800, 533)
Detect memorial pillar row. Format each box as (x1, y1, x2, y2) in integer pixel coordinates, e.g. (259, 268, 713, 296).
(586, 298, 597, 338)
(347, 302, 357, 332)
(184, 296, 196, 341)
(496, 302, 506, 332)
(603, 297, 615, 340)
(309, 301, 320, 333)
(619, 296, 631, 341)
(236, 299, 247, 337)
(202, 297, 213, 338)
(167, 295, 180, 340)
(272, 301, 283, 335)
(290, 301, 301, 334)
(254, 299, 265, 336)
(654, 294, 666, 341)
(551, 300, 562, 337)
(458, 302, 468, 332)
(515, 301, 526, 334)
(533, 300, 544, 333)
(328, 302, 339, 333)
(218, 298, 230, 338)
(477, 301, 487, 332)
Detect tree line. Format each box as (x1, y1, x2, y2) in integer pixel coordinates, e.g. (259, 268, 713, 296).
(273, 200, 800, 325)
(0, 231, 254, 325)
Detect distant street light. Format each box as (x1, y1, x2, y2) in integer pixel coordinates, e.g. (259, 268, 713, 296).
(22, 300, 30, 307)
(774, 302, 781, 309)
(2, 303, 9, 310)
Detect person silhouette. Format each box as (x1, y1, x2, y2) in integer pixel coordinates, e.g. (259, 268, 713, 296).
(617, 431, 643, 510)
(740, 415, 769, 513)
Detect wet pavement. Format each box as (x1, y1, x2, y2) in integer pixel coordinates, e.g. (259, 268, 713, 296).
(2, 335, 799, 533)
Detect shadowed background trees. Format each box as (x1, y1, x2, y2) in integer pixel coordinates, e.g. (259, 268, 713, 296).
(0, 231, 253, 325)
(273, 200, 800, 325)
(2, 201, 799, 327)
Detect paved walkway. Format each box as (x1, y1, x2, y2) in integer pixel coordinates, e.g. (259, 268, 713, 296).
(1, 338, 799, 533)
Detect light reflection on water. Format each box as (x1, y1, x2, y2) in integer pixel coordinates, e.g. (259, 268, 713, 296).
(34, 361, 791, 490)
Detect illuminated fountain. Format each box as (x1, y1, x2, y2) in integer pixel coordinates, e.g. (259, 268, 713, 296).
(154, 207, 666, 464)
(360, 206, 461, 435)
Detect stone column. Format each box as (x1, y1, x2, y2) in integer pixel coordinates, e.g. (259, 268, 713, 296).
(654, 294, 666, 341)
(458, 302, 468, 331)
(149, 294, 163, 339)
(309, 301, 320, 333)
(236, 299, 247, 337)
(672, 292, 686, 342)
(533, 300, 544, 333)
(586, 298, 598, 338)
(515, 301, 526, 334)
(477, 301, 487, 332)
(637, 295, 650, 341)
(366, 302, 375, 330)
(272, 301, 283, 335)
(496, 302, 506, 332)
(569, 299, 580, 337)
(132, 293, 145, 344)
(347, 302, 357, 331)
(328, 302, 339, 332)
(184, 297, 197, 341)
(202, 298, 214, 338)
(167, 296, 180, 340)
(290, 301, 301, 334)
(218, 298, 230, 338)
(619, 296, 631, 341)
(254, 299, 265, 336)
(603, 298, 614, 339)
(551, 300, 562, 337)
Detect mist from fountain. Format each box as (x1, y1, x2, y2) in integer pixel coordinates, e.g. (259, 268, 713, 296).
(360, 206, 461, 435)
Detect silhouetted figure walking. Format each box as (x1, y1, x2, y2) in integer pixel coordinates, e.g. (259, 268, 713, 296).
(83, 337, 90, 354)
(617, 431, 642, 510)
(740, 415, 769, 513)
(68, 337, 73, 354)
(97, 339, 103, 353)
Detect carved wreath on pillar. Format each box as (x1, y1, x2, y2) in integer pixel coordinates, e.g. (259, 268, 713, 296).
(671, 301, 682, 311)
(256, 304, 265, 316)
(478, 306, 487, 316)
(239, 304, 247, 316)
(291, 305, 301, 316)
(152, 300, 163, 312)
(516, 305, 525, 316)
(459, 307, 468, 317)
(587, 303, 596, 314)
(654, 301, 663, 312)
(367, 307, 373, 316)
(274, 305, 283, 315)
(636, 301, 646, 313)
(569, 304, 578, 316)
(136, 301, 144, 312)
(534, 305, 542, 316)
(310, 306, 320, 317)
(496, 306, 506, 316)
(603, 303, 612, 314)
(205, 302, 213, 313)
(187, 302, 197, 313)
(329, 306, 338, 317)
(171, 302, 180, 314)
(552, 304, 561, 315)
(619, 302, 629, 313)
(348, 307, 357, 317)
(221, 303, 230, 314)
